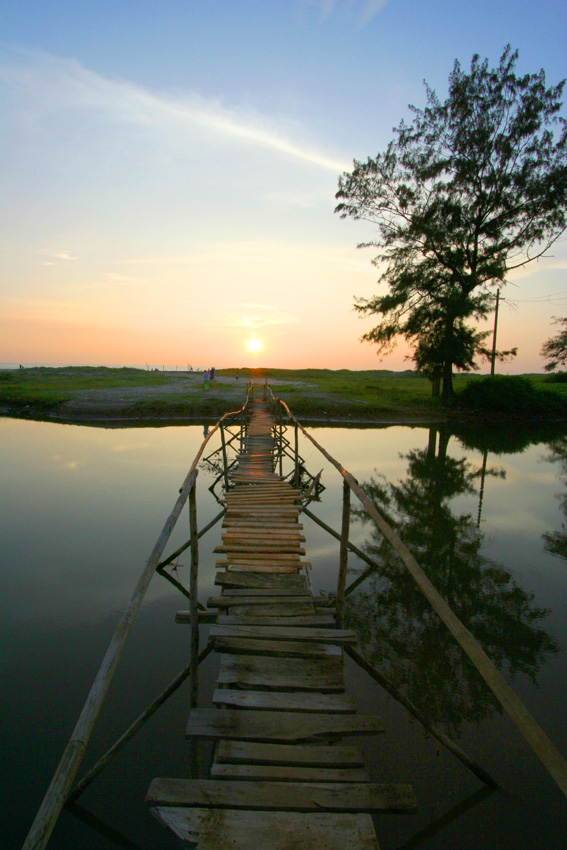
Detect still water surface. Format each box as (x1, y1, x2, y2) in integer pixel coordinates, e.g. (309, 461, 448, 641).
(1, 416, 567, 849)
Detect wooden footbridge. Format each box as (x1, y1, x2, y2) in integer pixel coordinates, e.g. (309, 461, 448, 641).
(22, 384, 567, 850)
(147, 397, 416, 847)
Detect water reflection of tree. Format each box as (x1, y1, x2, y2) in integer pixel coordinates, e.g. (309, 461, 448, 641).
(347, 427, 557, 738)
(542, 435, 567, 560)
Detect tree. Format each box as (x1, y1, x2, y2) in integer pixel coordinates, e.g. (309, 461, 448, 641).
(541, 316, 567, 371)
(336, 46, 567, 401)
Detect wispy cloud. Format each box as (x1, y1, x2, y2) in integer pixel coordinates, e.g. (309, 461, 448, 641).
(221, 305, 300, 329)
(307, 0, 389, 27)
(41, 249, 79, 265)
(1, 46, 349, 172)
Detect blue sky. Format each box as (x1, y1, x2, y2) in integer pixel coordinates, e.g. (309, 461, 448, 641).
(1, 0, 566, 369)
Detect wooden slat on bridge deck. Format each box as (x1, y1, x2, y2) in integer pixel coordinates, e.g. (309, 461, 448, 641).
(147, 397, 416, 849)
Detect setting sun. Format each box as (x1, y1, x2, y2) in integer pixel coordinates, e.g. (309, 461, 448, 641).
(247, 337, 262, 354)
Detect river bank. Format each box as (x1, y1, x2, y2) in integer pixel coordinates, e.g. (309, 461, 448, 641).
(1, 366, 566, 427)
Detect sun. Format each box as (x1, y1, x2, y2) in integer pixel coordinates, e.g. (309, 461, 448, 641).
(247, 337, 262, 354)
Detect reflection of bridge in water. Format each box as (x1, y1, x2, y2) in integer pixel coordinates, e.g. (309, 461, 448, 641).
(22, 386, 567, 850)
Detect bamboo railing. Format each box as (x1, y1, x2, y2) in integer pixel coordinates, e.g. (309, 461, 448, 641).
(22, 383, 254, 850)
(268, 390, 567, 800)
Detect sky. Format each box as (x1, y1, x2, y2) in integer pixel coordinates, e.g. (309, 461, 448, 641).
(1, 0, 566, 372)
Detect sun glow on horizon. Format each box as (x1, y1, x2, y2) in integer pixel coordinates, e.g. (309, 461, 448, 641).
(247, 337, 262, 354)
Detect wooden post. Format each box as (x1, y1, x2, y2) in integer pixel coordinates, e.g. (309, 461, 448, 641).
(293, 422, 299, 488)
(279, 407, 284, 478)
(188, 478, 200, 779)
(219, 424, 230, 492)
(188, 481, 199, 711)
(336, 480, 351, 628)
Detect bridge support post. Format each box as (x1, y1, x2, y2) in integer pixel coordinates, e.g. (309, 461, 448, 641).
(337, 480, 351, 628)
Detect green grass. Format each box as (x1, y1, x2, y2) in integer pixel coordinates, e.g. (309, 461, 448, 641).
(0, 366, 171, 411)
(3, 365, 567, 421)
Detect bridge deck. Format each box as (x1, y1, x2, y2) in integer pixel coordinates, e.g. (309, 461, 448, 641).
(147, 398, 416, 848)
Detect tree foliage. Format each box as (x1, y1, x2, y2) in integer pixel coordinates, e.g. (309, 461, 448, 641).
(541, 316, 567, 371)
(336, 46, 567, 399)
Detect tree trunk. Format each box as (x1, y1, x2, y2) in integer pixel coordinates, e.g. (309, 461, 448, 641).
(441, 357, 454, 402)
(441, 316, 455, 402)
(431, 376, 441, 397)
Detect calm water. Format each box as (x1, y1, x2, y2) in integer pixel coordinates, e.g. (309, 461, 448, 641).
(1, 416, 567, 849)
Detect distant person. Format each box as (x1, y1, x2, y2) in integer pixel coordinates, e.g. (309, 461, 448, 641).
(210, 367, 216, 381)
(235, 371, 239, 381)
(203, 424, 209, 437)
(203, 370, 210, 390)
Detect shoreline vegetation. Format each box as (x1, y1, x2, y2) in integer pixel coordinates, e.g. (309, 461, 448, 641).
(1, 365, 567, 427)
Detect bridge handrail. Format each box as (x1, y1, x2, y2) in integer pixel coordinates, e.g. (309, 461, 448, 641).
(22, 383, 254, 850)
(269, 389, 567, 799)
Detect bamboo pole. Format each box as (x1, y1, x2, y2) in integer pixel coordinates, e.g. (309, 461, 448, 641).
(219, 424, 230, 491)
(345, 645, 499, 789)
(22, 401, 250, 850)
(273, 393, 567, 798)
(21, 467, 196, 850)
(68, 641, 215, 802)
(188, 484, 199, 711)
(336, 480, 350, 628)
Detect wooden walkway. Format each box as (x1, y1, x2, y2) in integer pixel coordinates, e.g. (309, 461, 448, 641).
(147, 398, 416, 848)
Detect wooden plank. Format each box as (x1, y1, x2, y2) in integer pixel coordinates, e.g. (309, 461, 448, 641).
(223, 522, 304, 529)
(210, 624, 357, 644)
(224, 565, 301, 574)
(217, 613, 336, 626)
(215, 741, 365, 768)
(151, 808, 380, 850)
(223, 603, 317, 617)
(221, 527, 303, 534)
(214, 572, 307, 590)
(213, 688, 356, 713)
(208, 595, 324, 607)
(227, 553, 303, 561)
(186, 709, 385, 743)
(218, 654, 344, 691)
(215, 545, 305, 554)
(210, 764, 370, 782)
(147, 778, 417, 813)
(213, 637, 342, 659)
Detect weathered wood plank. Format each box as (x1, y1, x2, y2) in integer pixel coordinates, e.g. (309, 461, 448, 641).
(226, 603, 315, 616)
(214, 573, 307, 590)
(213, 688, 355, 713)
(217, 654, 344, 691)
(213, 637, 342, 659)
(151, 809, 380, 850)
(223, 565, 302, 574)
(185, 709, 385, 743)
(147, 779, 417, 813)
(215, 741, 365, 768)
(223, 522, 304, 529)
(208, 594, 327, 607)
(210, 764, 371, 782)
(210, 624, 357, 644)
(217, 613, 335, 627)
(215, 545, 305, 554)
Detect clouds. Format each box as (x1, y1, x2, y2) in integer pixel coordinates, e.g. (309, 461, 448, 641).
(221, 305, 300, 330)
(307, 0, 389, 27)
(1, 46, 348, 173)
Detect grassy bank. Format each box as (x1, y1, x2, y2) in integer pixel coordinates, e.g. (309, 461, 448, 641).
(2, 366, 567, 423)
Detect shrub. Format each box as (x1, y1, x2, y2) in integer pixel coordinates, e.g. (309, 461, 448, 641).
(546, 371, 567, 383)
(459, 375, 565, 415)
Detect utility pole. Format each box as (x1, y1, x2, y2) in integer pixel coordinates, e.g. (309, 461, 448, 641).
(490, 289, 500, 376)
